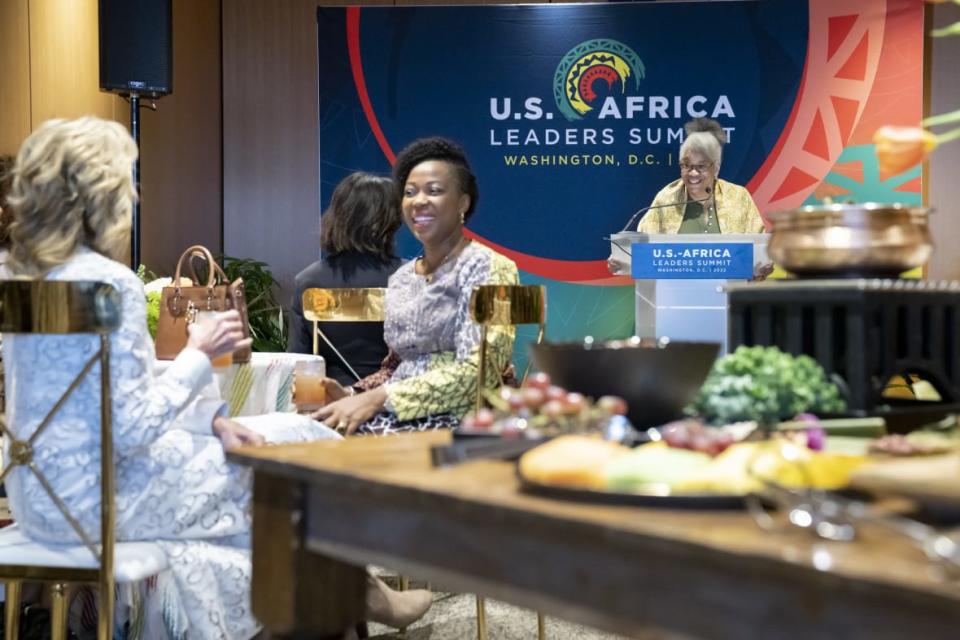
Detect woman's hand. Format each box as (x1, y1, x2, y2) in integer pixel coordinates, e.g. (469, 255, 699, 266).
(186, 310, 252, 361)
(751, 262, 775, 281)
(321, 377, 353, 403)
(293, 377, 352, 406)
(311, 387, 388, 435)
(607, 255, 628, 276)
(212, 416, 266, 449)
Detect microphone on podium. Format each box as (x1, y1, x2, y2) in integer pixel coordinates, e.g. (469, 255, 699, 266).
(618, 186, 713, 233)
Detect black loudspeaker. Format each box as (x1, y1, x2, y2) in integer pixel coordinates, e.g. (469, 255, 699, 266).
(99, 0, 172, 97)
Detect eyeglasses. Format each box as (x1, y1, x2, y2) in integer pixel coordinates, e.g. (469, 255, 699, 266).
(679, 162, 713, 173)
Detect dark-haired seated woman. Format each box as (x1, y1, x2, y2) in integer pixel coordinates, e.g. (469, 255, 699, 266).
(313, 137, 519, 436)
(288, 172, 404, 385)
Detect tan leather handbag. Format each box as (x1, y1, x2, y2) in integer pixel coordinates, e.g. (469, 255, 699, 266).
(154, 245, 252, 362)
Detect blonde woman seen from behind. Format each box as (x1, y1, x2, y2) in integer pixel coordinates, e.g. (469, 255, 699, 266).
(1, 117, 349, 639)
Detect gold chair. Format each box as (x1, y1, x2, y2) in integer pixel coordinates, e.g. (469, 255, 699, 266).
(469, 284, 547, 640)
(0, 281, 168, 640)
(303, 287, 422, 629)
(302, 287, 386, 381)
(470, 284, 546, 412)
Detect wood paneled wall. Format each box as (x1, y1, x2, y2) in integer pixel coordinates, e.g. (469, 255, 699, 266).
(0, 0, 221, 274)
(0, 0, 32, 155)
(139, 0, 223, 275)
(222, 0, 324, 304)
(0, 0, 127, 154)
(27, 0, 127, 125)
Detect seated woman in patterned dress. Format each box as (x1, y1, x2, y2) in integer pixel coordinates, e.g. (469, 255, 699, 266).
(313, 137, 519, 435)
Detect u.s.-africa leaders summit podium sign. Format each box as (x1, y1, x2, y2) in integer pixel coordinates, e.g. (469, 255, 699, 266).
(611, 233, 769, 353)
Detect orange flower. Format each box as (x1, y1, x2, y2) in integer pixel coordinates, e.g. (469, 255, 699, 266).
(873, 126, 938, 178)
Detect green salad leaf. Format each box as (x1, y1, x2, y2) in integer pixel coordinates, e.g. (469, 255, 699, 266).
(687, 345, 846, 425)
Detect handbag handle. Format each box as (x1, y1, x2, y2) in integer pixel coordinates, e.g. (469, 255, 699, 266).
(173, 245, 231, 289)
(173, 245, 217, 289)
(184, 251, 230, 288)
(169, 245, 231, 315)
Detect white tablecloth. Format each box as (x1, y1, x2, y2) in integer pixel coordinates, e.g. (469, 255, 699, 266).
(156, 352, 324, 417)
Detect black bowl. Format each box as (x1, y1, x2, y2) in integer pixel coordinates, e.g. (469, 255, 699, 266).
(529, 339, 720, 429)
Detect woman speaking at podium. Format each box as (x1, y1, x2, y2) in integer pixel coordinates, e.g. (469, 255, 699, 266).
(640, 117, 763, 234)
(608, 118, 765, 274)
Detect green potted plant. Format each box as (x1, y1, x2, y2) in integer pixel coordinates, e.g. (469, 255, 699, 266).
(219, 256, 286, 353)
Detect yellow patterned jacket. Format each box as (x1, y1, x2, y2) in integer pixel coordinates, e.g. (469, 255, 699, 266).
(381, 241, 519, 421)
(637, 178, 766, 234)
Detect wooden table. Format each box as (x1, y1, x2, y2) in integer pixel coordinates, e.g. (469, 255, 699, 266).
(228, 432, 960, 639)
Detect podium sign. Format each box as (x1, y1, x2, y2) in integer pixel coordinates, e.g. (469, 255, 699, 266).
(631, 243, 754, 280)
(611, 233, 769, 354)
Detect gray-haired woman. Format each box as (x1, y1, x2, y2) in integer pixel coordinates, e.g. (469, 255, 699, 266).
(637, 118, 764, 235)
(608, 118, 767, 277)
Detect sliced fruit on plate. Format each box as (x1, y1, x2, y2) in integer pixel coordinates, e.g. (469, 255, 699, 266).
(518, 435, 629, 490)
(605, 443, 712, 492)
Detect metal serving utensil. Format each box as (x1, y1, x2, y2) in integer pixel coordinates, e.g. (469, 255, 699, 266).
(601, 414, 660, 447)
(747, 472, 960, 579)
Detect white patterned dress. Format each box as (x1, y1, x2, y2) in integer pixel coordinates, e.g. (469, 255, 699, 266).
(2, 247, 335, 639)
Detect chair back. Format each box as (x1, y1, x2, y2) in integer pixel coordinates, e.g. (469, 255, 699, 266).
(302, 287, 386, 324)
(469, 284, 546, 411)
(302, 287, 386, 381)
(0, 280, 120, 640)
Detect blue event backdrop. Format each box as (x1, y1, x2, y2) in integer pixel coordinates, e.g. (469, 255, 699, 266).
(317, 1, 808, 367)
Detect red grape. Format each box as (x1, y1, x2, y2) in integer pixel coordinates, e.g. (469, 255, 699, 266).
(544, 385, 567, 402)
(526, 372, 552, 390)
(541, 399, 565, 419)
(507, 392, 526, 412)
(522, 387, 546, 409)
(689, 434, 711, 454)
(659, 420, 735, 457)
(474, 408, 495, 429)
(500, 417, 525, 439)
(562, 392, 586, 414)
(597, 395, 628, 416)
(661, 424, 688, 448)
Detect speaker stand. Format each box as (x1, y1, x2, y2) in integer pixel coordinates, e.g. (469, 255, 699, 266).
(127, 93, 157, 271)
(130, 92, 141, 270)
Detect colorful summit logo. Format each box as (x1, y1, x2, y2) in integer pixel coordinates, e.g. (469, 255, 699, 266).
(553, 39, 645, 122)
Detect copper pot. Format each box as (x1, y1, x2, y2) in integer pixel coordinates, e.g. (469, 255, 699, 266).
(767, 203, 933, 277)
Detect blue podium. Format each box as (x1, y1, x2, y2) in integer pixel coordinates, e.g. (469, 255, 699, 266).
(609, 233, 770, 354)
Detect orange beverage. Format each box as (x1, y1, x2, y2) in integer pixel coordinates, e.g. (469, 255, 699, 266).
(294, 360, 326, 412)
(211, 350, 233, 368)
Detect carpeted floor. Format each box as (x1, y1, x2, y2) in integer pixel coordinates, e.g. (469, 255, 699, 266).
(367, 591, 634, 640)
